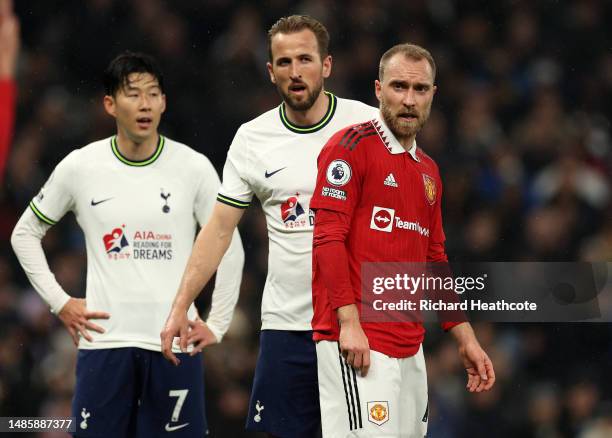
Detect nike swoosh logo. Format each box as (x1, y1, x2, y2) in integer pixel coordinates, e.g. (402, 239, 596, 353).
(165, 423, 189, 432)
(265, 167, 286, 178)
(91, 198, 113, 206)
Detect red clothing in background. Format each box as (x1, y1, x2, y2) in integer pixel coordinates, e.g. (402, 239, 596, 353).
(0, 79, 16, 184)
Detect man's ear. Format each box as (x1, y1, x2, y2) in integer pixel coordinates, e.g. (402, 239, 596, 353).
(374, 80, 382, 103)
(322, 55, 332, 79)
(103, 95, 116, 117)
(267, 62, 276, 84)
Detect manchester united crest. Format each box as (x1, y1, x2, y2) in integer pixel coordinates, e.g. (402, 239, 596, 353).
(367, 401, 389, 426)
(422, 174, 436, 205)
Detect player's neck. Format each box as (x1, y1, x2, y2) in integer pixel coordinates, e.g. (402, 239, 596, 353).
(398, 135, 416, 151)
(283, 90, 329, 127)
(115, 131, 159, 161)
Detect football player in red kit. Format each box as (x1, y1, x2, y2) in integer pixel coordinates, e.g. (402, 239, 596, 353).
(311, 43, 495, 437)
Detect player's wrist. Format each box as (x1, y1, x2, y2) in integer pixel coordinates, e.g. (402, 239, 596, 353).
(171, 295, 192, 314)
(336, 304, 360, 326)
(448, 322, 475, 345)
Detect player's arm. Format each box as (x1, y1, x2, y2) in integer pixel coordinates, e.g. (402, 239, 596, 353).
(183, 153, 246, 353)
(311, 126, 370, 375)
(186, 224, 244, 354)
(448, 322, 495, 392)
(425, 169, 466, 331)
(426, 169, 495, 391)
(313, 208, 370, 376)
(11, 209, 109, 346)
(161, 202, 244, 365)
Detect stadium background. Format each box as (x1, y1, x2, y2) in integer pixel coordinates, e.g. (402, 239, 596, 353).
(1, 0, 611, 436)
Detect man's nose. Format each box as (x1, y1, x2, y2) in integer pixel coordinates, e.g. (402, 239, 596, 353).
(138, 94, 152, 110)
(289, 62, 301, 80)
(402, 89, 416, 107)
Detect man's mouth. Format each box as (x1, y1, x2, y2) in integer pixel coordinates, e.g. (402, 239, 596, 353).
(136, 117, 152, 129)
(398, 112, 418, 122)
(288, 83, 307, 95)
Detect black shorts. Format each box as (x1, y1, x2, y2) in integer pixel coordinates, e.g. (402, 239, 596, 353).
(71, 347, 206, 437)
(245, 330, 321, 438)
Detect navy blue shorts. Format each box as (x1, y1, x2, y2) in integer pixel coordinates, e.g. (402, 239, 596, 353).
(246, 330, 321, 438)
(71, 348, 206, 438)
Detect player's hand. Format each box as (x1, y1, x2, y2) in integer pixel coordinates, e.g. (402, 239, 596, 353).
(160, 309, 189, 366)
(186, 318, 218, 356)
(57, 298, 110, 346)
(458, 341, 496, 392)
(337, 304, 370, 376)
(449, 323, 496, 392)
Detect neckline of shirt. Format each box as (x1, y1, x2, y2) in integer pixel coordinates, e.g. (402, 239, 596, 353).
(279, 91, 337, 134)
(371, 115, 419, 161)
(111, 135, 165, 167)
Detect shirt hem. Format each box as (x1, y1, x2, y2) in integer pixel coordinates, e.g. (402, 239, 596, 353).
(77, 340, 192, 353)
(261, 321, 312, 331)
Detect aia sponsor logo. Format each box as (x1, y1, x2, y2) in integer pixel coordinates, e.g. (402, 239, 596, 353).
(103, 226, 129, 253)
(281, 193, 312, 229)
(370, 206, 395, 232)
(281, 193, 305, 223)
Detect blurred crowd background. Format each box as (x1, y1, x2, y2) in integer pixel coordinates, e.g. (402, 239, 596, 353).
(1, 0, 611, 437)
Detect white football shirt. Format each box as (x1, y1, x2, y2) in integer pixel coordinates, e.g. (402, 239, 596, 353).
(218, 92, 377, 330)
(28, 135, 238, 350)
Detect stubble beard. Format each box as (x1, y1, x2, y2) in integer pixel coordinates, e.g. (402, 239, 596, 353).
(380, 98, 430, 142)
(279, 78, 324, 112)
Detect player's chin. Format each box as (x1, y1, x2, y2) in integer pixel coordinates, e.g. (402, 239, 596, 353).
(289, 100, 314, 113)
(392, 122, 417, 137)
(133, 123, 157, 137)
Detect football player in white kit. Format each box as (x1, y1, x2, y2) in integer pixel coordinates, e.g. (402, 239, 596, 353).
(161, 15, 376, 438)
(11, 51, 244, 437)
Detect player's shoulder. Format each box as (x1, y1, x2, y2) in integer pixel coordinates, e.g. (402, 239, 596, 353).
(415, 147, 441, 175)
(163, 136, 216, 172)
(324, 118, 379, 153)
(335, 96, 378, 116)
(238, 106, 279, 134)
(60, 137, 112, 166)
(162, 136, 198, 159)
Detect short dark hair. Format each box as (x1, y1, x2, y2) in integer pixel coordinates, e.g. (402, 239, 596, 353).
(103, 51, 165, 96)
(379, 43, 436, 82)
(267, 15, 330, 62)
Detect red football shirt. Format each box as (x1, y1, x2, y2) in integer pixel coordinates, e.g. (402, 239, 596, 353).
(310, 115, 450, 358)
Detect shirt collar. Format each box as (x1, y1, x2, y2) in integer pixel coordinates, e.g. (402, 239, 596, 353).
(372, 114, 419, 161)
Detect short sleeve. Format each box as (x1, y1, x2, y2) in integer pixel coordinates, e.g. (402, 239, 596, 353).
(310, 127, 367, 216)
(193, 153, 222, 226)
(29, 152, 76, 225)
(217, 128, 253, 209)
